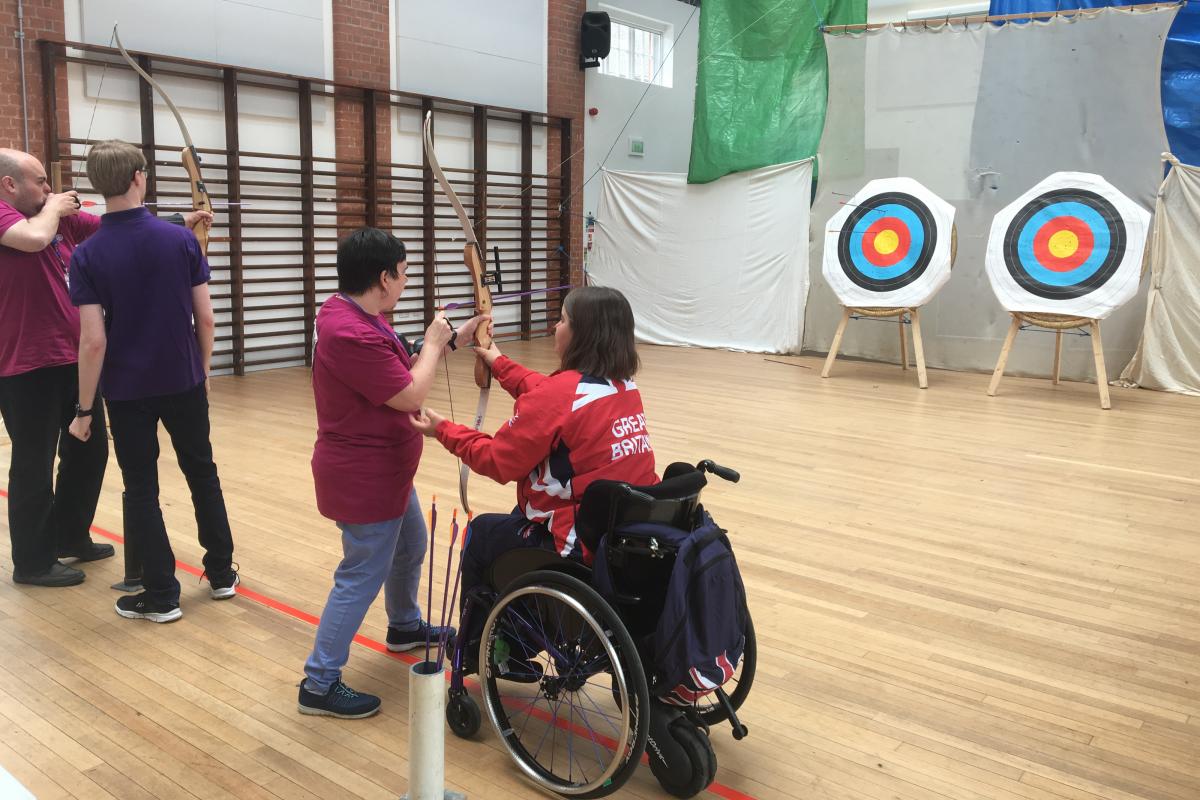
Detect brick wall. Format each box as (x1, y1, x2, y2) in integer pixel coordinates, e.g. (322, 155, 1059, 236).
(332, 0, 392, 235)
(0, 0, 66, 165)
(547, 0, 586, 288)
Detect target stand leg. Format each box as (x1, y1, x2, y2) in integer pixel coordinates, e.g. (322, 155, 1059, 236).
(899, 316, 909, 371)
(988, 315, 1022, 397)
(821, 308, 852, 379)
(1089, 320, 1111, 410)
(111, 491, 143, 592)
(1052, 331, 1064, 385)
(910, 308, 928, 389)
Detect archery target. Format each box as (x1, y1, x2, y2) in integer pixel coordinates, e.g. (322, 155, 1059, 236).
(822, 177, 956, 308)
(985, 172, 1150, 318)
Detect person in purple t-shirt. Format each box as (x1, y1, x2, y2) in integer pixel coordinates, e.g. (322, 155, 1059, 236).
(0, 147, 116, 587)
(67, 140, 237, 623)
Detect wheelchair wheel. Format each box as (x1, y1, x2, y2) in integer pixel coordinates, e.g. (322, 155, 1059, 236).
(647, 706, 717, 799)
(695, 613, 756, 726)
(479, 570, 649, 798)
(446, 691, 481, 739)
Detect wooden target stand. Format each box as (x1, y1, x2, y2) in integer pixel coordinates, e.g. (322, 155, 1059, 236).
(987, 312, 1110, 409)
(821, 306, 929, 388)
(820, 227, 955, 390)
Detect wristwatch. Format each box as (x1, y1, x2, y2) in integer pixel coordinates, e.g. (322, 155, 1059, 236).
(74, 403, 93, 418)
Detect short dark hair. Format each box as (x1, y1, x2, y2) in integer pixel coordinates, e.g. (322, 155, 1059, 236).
(559, 286, 640, 381)
(336, 228, 407, 295)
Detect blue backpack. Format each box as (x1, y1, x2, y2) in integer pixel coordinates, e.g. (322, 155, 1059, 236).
(593, 511, 748, 705)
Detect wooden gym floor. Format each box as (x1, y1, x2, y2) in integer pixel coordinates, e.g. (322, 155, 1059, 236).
(0, 338, 1197, 800)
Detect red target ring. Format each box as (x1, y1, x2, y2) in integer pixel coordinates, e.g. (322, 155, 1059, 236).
(862, 217, 911, 267)
(1031, 216, 1094, 273)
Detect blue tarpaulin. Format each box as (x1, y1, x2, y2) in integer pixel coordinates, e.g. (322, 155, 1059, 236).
(987, 0, 1200, 167)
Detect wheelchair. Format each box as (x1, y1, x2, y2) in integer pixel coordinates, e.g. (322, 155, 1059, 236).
(443, 460, 755, 798)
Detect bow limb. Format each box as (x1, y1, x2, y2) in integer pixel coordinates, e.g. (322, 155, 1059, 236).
(423, 112, 495, 514)
(113, 27, 213, 254)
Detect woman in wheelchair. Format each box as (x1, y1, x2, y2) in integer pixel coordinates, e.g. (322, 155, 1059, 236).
(410, 286, 657, 674)
(413, 287, 753, 799)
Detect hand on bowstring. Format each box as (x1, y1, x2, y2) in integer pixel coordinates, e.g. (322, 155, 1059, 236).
(424, 311, 454, 354)
(48, 191, 81, 218)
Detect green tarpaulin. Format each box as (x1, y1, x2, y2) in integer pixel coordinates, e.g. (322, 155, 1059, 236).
(687, 0, 867, 185)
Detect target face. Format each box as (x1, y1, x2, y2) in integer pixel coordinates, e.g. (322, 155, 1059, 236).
(1003, 189, 1125, 300)
(986, 173, 1149, 318)
(838, 193, 936, 292)
(823, 178, 956, 308)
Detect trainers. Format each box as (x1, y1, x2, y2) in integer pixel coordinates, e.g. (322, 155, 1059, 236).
(386, 620, 455, 653)
(204, 567, 240, 600)
(115, 592, 182, 623)
(297, 679, 381, 718)
(13, 561, 85, 587)
(56, 541, 115, 562)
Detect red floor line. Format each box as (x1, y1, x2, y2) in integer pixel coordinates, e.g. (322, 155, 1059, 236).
(0, 489, 757, 800)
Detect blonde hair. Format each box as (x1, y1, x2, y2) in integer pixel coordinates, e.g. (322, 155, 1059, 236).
(86, 140, 147, 198)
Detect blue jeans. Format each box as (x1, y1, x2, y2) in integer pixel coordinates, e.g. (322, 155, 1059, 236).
(303, 487, 427, 693)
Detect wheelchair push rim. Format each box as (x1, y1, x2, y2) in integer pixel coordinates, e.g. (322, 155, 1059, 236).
(479, 575, 648, 797)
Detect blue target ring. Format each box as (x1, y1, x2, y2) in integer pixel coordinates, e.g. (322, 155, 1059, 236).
(1003, 189, 1125, 300)
(837, 192, 936, 292)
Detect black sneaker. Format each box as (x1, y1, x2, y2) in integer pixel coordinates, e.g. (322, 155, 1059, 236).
(386, 620, 456, 653)
(115, 592, 182, 623)
(56, 541, 116, 562)
(204, 566, 240, 600)
(297, 680, 381, 719)
(13, 561, 85, 587)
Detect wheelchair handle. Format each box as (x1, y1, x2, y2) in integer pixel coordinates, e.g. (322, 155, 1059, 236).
(697, 459, 740, 483)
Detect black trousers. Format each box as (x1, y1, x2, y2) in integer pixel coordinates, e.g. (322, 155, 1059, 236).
(0, 363, 108, 575)
(106, 383, 233, 604)
(459, 510, 573, 646)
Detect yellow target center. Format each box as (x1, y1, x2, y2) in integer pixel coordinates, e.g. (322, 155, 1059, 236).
(1047, 229, 1079, 259)
(873, 229, 901, 256)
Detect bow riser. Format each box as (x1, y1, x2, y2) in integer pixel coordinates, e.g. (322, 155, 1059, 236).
(463, 243, 494, 389)
(181, 146, 212, 252)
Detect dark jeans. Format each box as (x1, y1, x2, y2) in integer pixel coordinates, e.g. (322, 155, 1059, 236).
(0, 363, 108, 575)
(106, 383, 233, 605)
(459, 509, 565, 647)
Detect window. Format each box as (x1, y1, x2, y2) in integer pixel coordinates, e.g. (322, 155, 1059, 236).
(599, 19, 670, 87)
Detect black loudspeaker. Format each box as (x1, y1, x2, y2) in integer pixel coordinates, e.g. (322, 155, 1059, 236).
(580, 11, 611, 69)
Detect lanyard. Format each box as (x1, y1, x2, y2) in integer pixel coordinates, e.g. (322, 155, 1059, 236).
(336, 293, 403, 345)
(48, 234, 69, 285)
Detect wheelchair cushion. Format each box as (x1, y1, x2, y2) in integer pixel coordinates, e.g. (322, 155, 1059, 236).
(487, 547, 591, 593)
(575, 464, 707, 553)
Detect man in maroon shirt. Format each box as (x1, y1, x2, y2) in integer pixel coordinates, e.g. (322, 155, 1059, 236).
(0, 148, 114, 587)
